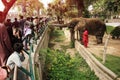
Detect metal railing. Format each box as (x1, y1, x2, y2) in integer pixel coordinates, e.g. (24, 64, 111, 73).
(12, 22, 47, 80)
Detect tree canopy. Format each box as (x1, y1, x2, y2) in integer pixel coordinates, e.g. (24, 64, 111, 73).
(47, 0, 120, 20)
(1, 0, 120, 23)
(16, 0, 43, 16)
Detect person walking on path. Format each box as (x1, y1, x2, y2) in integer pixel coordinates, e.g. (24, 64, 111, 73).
(82, 27, 89, 48)
(0, 23, 13, 66)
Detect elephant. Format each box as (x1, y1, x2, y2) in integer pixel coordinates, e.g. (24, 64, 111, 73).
(49, 17, 106, 44)
(110, 26, 120, 39)
(74, 18, 106, 44)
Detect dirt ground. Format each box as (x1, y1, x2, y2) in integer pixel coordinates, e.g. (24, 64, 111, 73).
(62, 29, 120, 57)
(87, 34, 120, 57)
(49, 28, 77, 57)
(63, 28, 120, 58)
(64, 28, 120, 58)
(50, 28, 120, 58)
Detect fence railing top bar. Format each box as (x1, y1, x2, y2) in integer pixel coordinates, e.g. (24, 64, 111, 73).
(12, 23, 48, 80)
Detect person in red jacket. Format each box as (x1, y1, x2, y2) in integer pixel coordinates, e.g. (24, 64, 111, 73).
(82, 28, 88, 48)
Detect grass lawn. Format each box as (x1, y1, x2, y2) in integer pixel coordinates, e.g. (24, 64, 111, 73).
(95, 54, 120, 76)
(106, 26, 115, 33)
(104, 55, 120, 75)
(50, 28, 65, 42)
(104, 26, 120, 75)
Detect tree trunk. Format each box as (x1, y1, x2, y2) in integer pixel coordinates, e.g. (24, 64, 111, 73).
(76, 0, 84, 17)
(70, 28, 75, 42)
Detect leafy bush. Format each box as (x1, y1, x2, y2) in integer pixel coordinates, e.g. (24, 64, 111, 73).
(50, 29, 65, 42)
(40, 49, 98, 80)
(110, 26, 120, 39)
(70, 40, 75, 48)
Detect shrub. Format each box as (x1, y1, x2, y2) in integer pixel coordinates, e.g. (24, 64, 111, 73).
(40, 49, 98, 80)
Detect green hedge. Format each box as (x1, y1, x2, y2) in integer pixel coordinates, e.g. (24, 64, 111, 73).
(39, 49, 98, 80)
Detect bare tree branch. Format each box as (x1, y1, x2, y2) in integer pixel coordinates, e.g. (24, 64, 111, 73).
(0, 0, 16, 23)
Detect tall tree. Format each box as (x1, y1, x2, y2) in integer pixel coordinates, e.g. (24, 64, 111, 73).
(91, 0, 120, 19)
(65, 0, 84, 17)
(47, 0, 67, 23)
(76, 0, 84, 17)
(16, 0, 43, 16)
(104, 0, 120, 18)
(66, 0, 97, 17)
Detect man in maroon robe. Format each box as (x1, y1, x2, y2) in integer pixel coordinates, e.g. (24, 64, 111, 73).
(0, 0, 16, 66)
(82, 28, 88, 48)
(0, 23, 13, 66)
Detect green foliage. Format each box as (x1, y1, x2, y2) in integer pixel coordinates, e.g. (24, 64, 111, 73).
(83, 9, 90, 18)
(104, 55, 120, 75)
(50, 29, 64, 37)
(64, 6, 78, 18)
(106, 25, 120, 39)
(104, 0, 120, 13)
(92, 0, 120, 18)
(16, 0, 43, 16)
(106, 26, 115, 34)
(40, 49, 98, 80)
(34, 66, 39, 80)
(39, 28, 98, 80)
(50, 29, 65, 42)
(70, 40, 75, 48)
(110, 27, 120, 39)
(65, 9, 78, 18)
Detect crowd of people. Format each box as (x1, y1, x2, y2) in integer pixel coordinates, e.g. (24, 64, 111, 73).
(0, 15, 49, 80)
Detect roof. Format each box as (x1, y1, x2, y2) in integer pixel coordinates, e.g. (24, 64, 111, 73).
(106, 23, 120, 27)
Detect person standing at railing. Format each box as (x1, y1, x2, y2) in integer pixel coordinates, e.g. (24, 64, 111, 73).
(33, 17, 39, 40)
(4, 19, 13, 46)
(13, 18, 19, 28)
(6, 43, 25, 80)
(19, 15, 25, 36)
(12, 25, 22, 47)
(0, 23, 13, 66)
(23, 17, 32, 50)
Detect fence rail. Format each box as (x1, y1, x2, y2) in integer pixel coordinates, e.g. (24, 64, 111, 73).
(12, 22, 49, 80)
(75, 40, 120, 80)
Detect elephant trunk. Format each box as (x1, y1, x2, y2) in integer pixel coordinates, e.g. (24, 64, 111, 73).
(48, 23, 69, 28)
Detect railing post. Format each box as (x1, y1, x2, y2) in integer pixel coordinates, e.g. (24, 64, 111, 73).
(29, 49, 35, 80)
(30, 43, 34, 52)
(21, 49, 35, 80)
(13, 65, 18, 80)
(20, 67, 31, 77)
